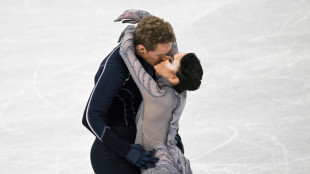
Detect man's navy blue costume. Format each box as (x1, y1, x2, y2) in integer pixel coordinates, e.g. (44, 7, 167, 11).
(82, 44, 183, 174)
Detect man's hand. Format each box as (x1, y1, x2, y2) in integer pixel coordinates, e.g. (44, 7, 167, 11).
(126, 144, 159, 169)
(175, 133, 184, 154)
(114, 9, 150, 24)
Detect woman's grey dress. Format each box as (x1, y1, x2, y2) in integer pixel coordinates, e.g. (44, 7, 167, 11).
(119, 25, 192, 174)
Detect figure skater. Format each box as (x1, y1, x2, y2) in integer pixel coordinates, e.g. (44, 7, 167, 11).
(119, 20, 203, 173)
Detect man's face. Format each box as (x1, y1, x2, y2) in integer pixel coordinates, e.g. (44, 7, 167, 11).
(141, 42, 172, 66)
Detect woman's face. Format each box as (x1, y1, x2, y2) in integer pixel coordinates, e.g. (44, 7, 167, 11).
(154, 53, 186, 85)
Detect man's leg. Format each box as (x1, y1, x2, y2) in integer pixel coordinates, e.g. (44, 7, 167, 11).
(90, 138, 140, 174)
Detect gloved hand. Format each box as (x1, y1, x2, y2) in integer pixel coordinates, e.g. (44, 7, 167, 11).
(126, 144, 159, 169)
(175, 133, 184, 154)
(114, 9, 151, 24)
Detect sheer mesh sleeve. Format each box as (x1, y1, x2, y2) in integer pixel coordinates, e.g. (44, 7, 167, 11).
(119, 25, 167, 97)
(167, 41, 179, 57)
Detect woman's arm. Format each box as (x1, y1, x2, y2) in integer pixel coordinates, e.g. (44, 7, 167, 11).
(167, 41, 179, 57)
(119, 25, 166, 97)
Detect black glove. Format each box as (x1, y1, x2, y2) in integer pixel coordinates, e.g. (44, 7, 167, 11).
(126, 144, 159, 169)
(175, 133, 184, 154)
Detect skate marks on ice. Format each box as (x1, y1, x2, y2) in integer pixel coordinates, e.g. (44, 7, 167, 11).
(187, 124, 310, 174)
(1, 0, 310, 173)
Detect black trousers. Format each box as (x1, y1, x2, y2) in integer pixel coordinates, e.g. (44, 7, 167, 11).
(90, 126, 140, 174)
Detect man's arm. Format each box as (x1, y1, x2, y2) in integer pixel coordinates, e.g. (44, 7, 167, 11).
(83, 45, 158, 168)
(85, 45, 130, 154)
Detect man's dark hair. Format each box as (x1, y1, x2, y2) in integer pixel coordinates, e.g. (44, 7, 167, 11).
(173, 53, 203, 93)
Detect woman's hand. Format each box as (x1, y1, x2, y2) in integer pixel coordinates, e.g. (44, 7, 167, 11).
(114, 9, 151, 24)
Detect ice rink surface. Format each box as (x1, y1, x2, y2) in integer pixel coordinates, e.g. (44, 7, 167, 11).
(1, 0, 310, 173)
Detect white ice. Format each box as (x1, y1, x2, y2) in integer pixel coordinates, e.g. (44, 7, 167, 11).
(1, 0, 310, 173)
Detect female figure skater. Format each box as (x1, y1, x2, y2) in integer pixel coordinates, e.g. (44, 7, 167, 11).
(119, 21, 203, 173)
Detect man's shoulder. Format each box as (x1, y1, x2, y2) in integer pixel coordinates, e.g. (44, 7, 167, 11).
(101, 45, 127, 68)
(106, 44, 121, 61)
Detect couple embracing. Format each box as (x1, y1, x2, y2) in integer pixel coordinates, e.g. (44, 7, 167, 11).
(82, 9, 203, 174)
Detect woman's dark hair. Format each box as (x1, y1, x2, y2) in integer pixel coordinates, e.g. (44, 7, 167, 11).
(172, 53, 203, 93)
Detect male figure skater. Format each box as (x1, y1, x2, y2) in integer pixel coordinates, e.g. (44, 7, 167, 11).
(82, 10, 183, 173)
